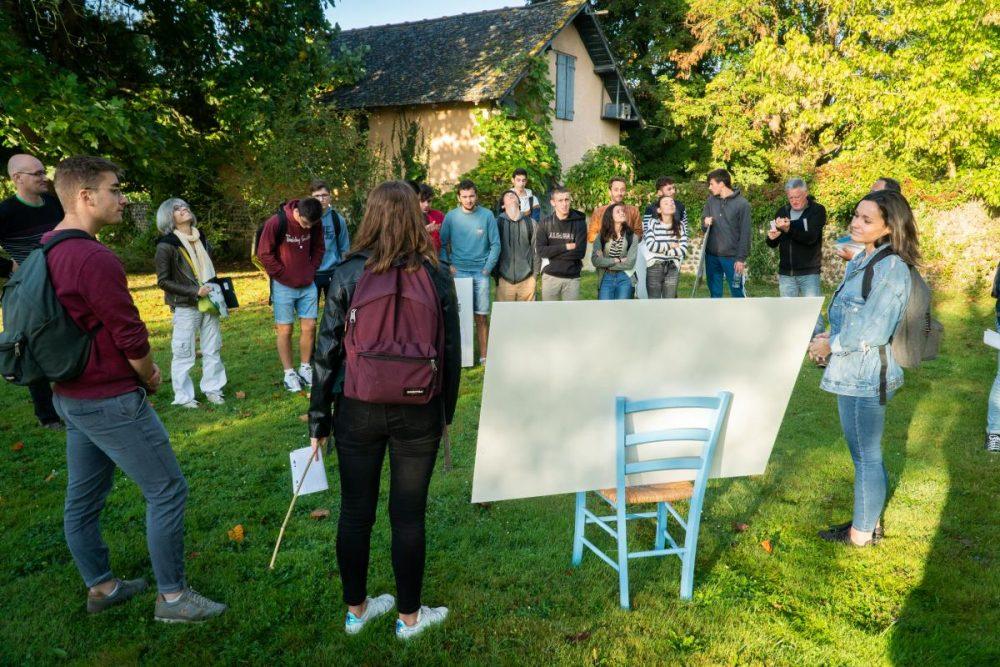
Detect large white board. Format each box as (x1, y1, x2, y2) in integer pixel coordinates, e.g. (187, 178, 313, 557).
(472, 297, 822, 503)
(454, 276, 474, 367)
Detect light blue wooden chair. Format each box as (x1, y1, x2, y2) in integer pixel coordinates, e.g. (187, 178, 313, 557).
(571, 392, 733, 609)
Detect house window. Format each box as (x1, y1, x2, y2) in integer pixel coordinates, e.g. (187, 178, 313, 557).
(555, 52, 575, 121)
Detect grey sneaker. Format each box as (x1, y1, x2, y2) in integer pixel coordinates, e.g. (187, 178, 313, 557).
(395, 605, 448, 640)
(87, 578, 149, 614)
(986, 433, 1000, 453)
(204, 392, 225, 405)
(283, 370, 302, 393)
(344, 594, 395, 635)
(176, 400, 200, 409)
(297, 363, 313, 387)
(154, 588, 227, 623)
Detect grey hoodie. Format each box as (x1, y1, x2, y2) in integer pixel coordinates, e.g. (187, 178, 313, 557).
(495, 212, 536, 284)
(702, 187, 752, 262)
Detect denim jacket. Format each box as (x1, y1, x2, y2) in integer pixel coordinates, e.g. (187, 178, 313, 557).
(820, 245, 911, 397)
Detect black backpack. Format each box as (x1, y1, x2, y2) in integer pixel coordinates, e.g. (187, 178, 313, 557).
(861, 247, 943, 403)
(251, 201, 341, 269)
(0, 230, 96, 385)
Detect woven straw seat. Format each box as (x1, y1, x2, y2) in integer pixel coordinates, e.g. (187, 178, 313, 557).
(598, 481, 694, 505)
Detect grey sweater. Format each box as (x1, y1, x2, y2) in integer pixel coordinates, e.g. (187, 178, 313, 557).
(495, 212, 535, 284)
(702, 187, 752, 261)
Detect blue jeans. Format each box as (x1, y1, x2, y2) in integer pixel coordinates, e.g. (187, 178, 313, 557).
(54, 389, 188, 594)
(598, 271, 633, 300)
(837, 393, 892, 532)
(272, 280, 319, 324)
(705, 253, 744, 298)
(454, 269, 491, 315)
(989, 317, 1000, 433)
(778, 273, 826, 336)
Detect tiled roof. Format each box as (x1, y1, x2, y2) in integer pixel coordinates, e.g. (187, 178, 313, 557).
(329, 1, 588, 109)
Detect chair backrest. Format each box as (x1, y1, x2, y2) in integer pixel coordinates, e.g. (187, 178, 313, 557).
(614, 392, 733, 498)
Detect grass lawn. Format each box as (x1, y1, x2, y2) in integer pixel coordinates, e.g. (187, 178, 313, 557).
(1, 268, 998, 665)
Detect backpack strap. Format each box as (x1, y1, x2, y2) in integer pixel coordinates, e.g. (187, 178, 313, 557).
(329, 208, 343, 238)
(42, 229, 95, 253)
(275, 203, 289, 246)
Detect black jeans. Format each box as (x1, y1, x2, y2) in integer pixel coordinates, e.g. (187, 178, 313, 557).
(333, 395, 442, 614)
(28, 380, 60, 425)
(315, 272, 333, 300)
(646, 260, 680, 299)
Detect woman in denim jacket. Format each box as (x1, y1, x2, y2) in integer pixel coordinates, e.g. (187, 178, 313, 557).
(808, 190, 919, 547)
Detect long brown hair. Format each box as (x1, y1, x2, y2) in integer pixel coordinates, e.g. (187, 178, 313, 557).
(862, 190, 920, 266)
(600, 203, 628, 243)
(351, 180, 439, 273)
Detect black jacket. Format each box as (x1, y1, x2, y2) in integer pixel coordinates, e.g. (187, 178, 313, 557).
(308, 252, 461, 439)
(154, 234, 213, 309)
(702, 187, 752, 261)
(992, 260, 1000, 308)
(535, 209, 587, 279)
(764, 196, 827, 276)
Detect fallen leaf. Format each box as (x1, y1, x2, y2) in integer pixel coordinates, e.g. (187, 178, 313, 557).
(760, 539, 773, 554)
(44, 469, 57, 483)
(310, 508, 331, 520)
(11, 441, 24, 452)
(188, 551, 201, 560)
(565, 631, 591, 644)
(227, 524, 245, 543)
(733, 522, 749, 533)
(235, 391, 247, 400)
(298, 414, 309, 422)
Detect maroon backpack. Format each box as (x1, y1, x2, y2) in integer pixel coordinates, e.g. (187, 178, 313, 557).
(343, 264, 444, 404)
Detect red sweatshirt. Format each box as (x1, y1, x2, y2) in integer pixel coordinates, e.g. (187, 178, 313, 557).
(256, 200, 325, 288)
(42, 230, 150, 399)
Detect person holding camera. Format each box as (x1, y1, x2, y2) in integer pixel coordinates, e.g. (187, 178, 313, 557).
(765, 178, 827, 336)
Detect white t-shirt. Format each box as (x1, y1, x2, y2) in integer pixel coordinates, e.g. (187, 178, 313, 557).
(517, 189, 538, 215)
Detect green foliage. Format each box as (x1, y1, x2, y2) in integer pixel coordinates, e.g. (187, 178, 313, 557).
(389, 116, 430, 184)
(563, 144, 638, 213)
(454, 56, 561, 211)
(0, 0, 365, 235)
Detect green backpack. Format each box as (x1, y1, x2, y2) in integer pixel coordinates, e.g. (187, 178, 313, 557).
(0, 230, 95, 385)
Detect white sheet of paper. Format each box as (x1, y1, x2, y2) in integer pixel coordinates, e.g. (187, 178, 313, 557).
(289, 447, 328, 496)
(985, 329, 1000, 350)
(454, 276, 475, 367)
(471, 297, 822, 503)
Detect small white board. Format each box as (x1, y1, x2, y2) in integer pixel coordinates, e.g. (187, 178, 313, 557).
(985, 329, 1000, 351)
(454, 276, 475, 367)
(289, 447, 328, 496)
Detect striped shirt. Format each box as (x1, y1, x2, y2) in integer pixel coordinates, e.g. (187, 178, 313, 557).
(0, 194, 64, 264)
(642, 214, 688, 265)
(606, 235, 627, 259)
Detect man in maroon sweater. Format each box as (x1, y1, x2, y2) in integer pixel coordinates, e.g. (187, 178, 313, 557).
(256, 198, 325, 392)
(46, 156, 225, 623)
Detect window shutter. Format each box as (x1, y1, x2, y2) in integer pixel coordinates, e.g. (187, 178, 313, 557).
(555, 54, 567, 119)
(566, 56, 575, 120)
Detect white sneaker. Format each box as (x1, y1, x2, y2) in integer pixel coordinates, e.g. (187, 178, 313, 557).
(283, 370, 302, 393)
(176, 400, 199, 409)
(344, 594, 395, 635)
(297, 363, 313, 387)
(395, 605, 448, 640)
(204, 392, 225, 405)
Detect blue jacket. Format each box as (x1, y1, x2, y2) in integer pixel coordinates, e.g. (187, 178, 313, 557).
(821, 245, 911, 397)
(439, 205, 500, 274)
(317, 208, 350, 274)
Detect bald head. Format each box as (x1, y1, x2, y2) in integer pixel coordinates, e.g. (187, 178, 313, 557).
(7, 154, 49, 199)
(7, 154, 42, 178)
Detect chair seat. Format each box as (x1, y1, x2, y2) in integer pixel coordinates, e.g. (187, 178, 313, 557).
(598, 481, 694, 505)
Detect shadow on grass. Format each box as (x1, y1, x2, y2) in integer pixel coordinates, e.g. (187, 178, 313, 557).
(888, 298, 1000, 664)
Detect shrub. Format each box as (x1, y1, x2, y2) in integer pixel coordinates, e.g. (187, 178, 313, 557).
(563, 145, 638, 213)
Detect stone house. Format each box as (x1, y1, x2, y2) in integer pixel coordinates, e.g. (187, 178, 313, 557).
(329, 0, 642, 187)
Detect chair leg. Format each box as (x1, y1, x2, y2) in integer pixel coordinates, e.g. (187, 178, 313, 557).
(680, 498, 705, 600)
(572, 492, 585, 566)
(655, 502, 667, 550)
(616, 502, 630, 609)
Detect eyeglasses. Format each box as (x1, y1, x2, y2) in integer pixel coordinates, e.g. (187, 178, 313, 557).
(312, 193, 331, 200)
(172, 204, 190, 211)
(15, 170, 46, 178)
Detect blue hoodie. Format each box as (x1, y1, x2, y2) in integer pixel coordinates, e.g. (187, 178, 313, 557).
(439, 205, 500, 273)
